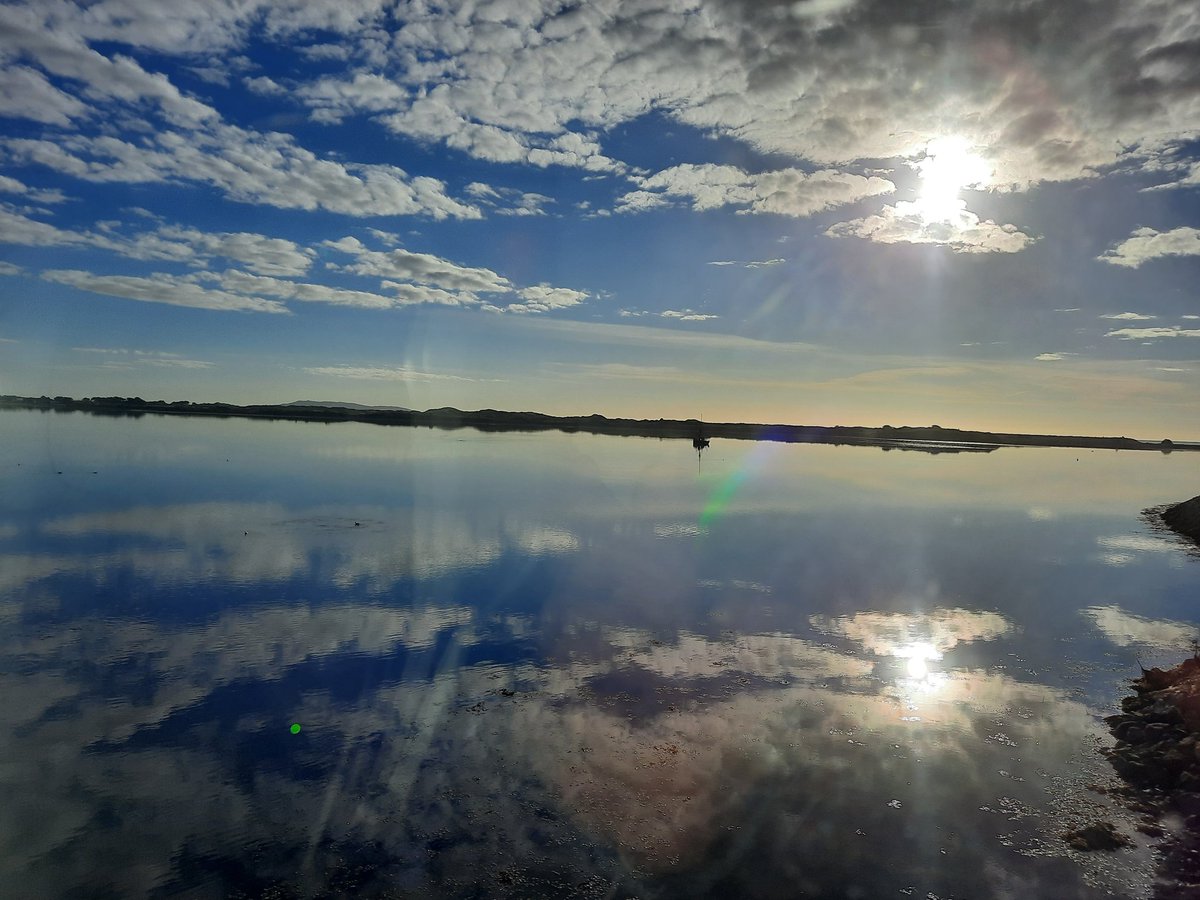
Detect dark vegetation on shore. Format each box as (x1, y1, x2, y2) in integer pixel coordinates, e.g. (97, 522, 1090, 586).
(2, 394, 1197, 454)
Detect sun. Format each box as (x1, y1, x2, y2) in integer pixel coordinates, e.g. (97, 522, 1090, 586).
(913, 138, 992, 221)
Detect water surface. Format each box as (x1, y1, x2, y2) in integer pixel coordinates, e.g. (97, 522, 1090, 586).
(2, 409, 1198, 898)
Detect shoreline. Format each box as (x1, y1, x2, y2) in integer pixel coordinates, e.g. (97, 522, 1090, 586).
(3, 393, 1198, 454)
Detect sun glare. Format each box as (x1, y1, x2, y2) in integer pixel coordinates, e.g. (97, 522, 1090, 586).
(914, 138, 992, 221)
(893, 641, 944, 685)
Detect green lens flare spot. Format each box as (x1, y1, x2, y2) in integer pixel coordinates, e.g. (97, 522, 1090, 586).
(290, 723, 301, 735)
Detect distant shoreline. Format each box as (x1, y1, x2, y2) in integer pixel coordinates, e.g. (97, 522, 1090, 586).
(3, 394, 1196, 454)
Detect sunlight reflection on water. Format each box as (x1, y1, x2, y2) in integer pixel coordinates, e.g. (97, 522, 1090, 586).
(0, 410, 1197, 898)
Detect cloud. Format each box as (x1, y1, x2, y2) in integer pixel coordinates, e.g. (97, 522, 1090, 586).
(826, 201, 1036, 253)
(0, 205, 99, 249)
(709, 258, 785, 268)
(508, 285, 588, 314)
(72, 347, 214, 369)
(325, 236, 510, 293)
(0, 261, 23, 276)
(0, 4, 218, 127)
(463, 182, 554, 217)
(1034, 352, 1074, 361)
(41, 269, 289, 314)
(324, 236, 587, 314)
(1098, 226, 1200, 268)
(1105, 326, 1200, 340)
(303, 365, 484, 383)
(296, 71, 409, 122)
(120, 226, 316, 277)
(661, 309, 719, 322)
(5, 125, 481, 220)
(213, 269, 400, 309)
(810, 608, 1013, 657)
(618, 164, 894, 217)
(0, 174, 67, 204)
(1083, 605, 1196, 650)
(139, 0, 1195, 188)
(0, 209, 314, 280)
(0, 65, 89, 125)
(3, 0, 1197, 199)
(1099, 312, 1156, 321)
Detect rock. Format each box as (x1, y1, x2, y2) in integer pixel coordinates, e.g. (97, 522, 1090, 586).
(1176, 792, 1200, 817)
(1145, 699, 1186, 725)
(1162, 495, 1200, 545)
(1116, 723, 1147, 744)
(1062, 822, 1132, 851)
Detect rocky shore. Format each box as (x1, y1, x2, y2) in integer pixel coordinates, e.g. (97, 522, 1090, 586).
(1104, 656, 1200, 897)
(1162, 495, 1200, 547)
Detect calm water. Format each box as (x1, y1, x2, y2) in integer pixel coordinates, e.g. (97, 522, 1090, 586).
(2, 409, 1199, 898)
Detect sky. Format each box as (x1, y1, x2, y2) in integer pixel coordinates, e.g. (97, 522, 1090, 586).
(0, 0, 1198, 437)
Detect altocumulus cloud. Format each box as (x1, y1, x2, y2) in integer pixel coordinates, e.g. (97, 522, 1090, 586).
(616, 164, 894, 217)
(1105, 326, 1200, 341)
(1098, 227, 1200, 268)
(826, 202, 1036, 253)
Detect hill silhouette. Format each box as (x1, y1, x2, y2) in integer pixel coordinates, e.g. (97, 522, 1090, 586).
(2, 394, 1196, 455)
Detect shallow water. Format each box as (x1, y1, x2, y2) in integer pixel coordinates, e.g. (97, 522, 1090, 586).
(2, 408, 1198, 898)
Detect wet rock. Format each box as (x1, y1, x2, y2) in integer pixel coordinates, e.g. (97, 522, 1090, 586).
(1062, 822, 1132, 851)
(1116, 723, 1147, 745)
(1161, 494, 1200, 546)
(1176, 793, 1200, 817)
(1145, 700, 1186, 726)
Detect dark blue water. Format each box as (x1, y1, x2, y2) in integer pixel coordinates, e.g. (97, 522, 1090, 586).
(2, 409, 1198, 898)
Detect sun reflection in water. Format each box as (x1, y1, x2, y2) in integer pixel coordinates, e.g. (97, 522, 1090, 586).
(892, 641, 947, 694)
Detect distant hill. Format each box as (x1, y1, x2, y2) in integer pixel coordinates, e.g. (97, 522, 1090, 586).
(285, 400, 411, 411)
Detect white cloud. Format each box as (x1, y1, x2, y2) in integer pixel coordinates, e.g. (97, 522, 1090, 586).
(1084, 605, 1196, 650)
(618, 163, 894, 217)
(463, 182, 554, 216)
(122, 226, 316, 276)
(1099, 312, 1156, 321)
(0, 65, 89, 125)
(2, 0, 1197, 196)
(1034, 352, 1075, 361)
(0, 210, 315, 278)
(826, 200, 1036, 253)
(1105, 326, 1200, 340)
(41, 269, 289, 314)
(1098, 226, 1200, 268)
(324, 236, 511, 293)
(243, 75, 286, 96)
(661, 309, 719, 322)
(508, 285, 588, 314)
(0, 5, 218, 127)
(709, 258, 786, 269)
(5, 124, 481, 220)
(0, 261, 23, 276)
(72, 347, 214, 369)
(229, 1, 1200, 187)
(303, 365, 483, 383)
(0, 205, 96, 248)
(214, 270, 399, 309)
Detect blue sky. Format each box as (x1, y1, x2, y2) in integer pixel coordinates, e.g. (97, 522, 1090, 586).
(0, 0, 1198, 436)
